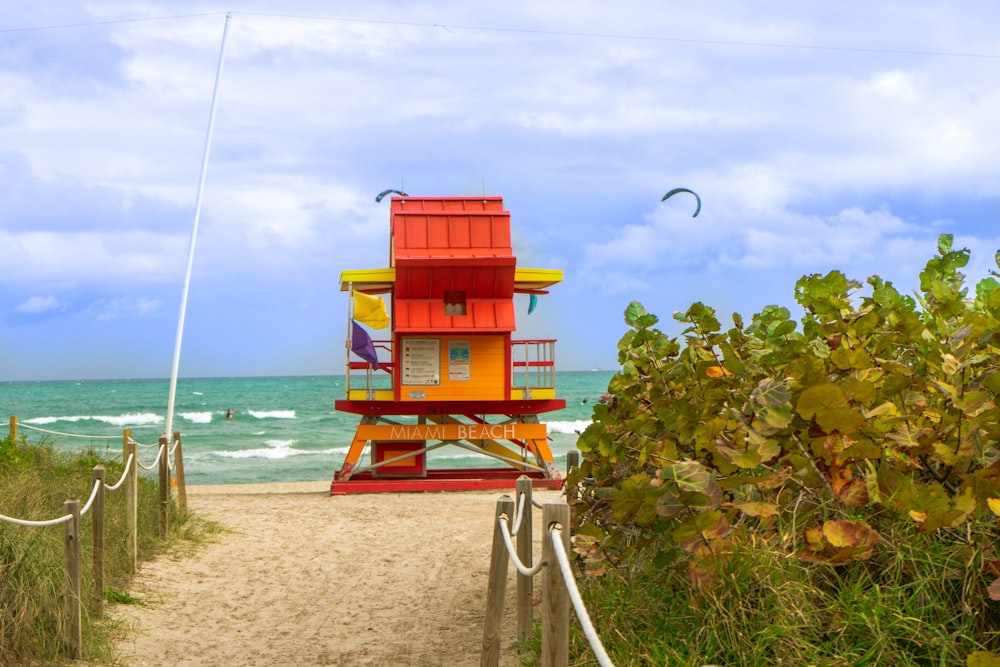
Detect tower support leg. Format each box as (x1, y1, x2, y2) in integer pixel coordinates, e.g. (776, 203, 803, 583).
(335, 415, 378, 480)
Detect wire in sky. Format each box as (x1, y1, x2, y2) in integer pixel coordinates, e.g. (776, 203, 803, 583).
(238, 10, 1000, 60)
(3, 9, 999, 61)
(0, 12, 223, 34)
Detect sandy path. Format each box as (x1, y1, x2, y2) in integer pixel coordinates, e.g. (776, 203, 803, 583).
(111, 482, 557, 667)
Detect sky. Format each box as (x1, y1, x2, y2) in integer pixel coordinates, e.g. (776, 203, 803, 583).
(2, 2, 1000, 381)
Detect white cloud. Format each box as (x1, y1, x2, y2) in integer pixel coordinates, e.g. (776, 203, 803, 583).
(88, 296, 163, 321)
(0, 231, 188, 286)
(16, 295, 61, 313)
(4, 2, 1000, 379)
(867, 70, 921, 102)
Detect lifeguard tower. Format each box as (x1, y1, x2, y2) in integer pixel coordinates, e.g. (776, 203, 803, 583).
(331, 195, 566, 494)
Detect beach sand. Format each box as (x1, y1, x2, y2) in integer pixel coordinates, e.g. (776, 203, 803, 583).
(110, 482, 559, 666)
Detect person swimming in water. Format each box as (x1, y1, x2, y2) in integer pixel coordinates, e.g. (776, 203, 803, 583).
(226, 408, 234, 422)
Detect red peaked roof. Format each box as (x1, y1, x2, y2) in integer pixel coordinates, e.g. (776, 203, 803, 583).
(389, 196, 517, 333)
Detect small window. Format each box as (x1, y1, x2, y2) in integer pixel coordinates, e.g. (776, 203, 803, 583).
(443, 290, 467, 316)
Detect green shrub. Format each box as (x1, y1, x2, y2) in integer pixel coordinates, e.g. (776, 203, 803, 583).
(568, 235, 1000, 664)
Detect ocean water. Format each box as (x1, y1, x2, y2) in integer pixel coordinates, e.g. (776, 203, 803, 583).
(0, 372, 614, 486)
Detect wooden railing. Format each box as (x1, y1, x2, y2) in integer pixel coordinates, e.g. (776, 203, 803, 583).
(343, 338, 558, 399)
(2, 417, 186, 660)
(480, 453, 616, 667)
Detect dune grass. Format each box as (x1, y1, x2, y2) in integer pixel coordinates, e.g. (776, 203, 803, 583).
(0, 432, 218, 665)
(548, 513, 1000, 667)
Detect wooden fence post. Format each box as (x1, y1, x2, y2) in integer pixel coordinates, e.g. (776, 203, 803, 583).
(9, 415, 17, 440)
(91, 466, 106, 618)
(515, 476, 534, 644)
(481, 495, 514, 667)
(157, 436, 170, 537)
(541, 501, 570, 667)
(122, 428, 131, 461)
(125, 439, 138, 575)
(173, 431, 187, 516)
(63, 498, 82, 660)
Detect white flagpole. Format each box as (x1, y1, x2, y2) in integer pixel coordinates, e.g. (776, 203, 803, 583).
(164, 12, 232, 440)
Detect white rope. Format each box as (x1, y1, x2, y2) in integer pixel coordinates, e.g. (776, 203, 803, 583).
(531, 498, 544, 509)
(79, 478, 102, 517)
(549, 526, 616, 667)
(18, 423, 116, 440)
(510, 493, 526, 537)
(0, 511, 73, 527)
(498, 517, 545, 576)
(0, 452, 135, 527)
(137, 444, 165, 471)
(129, 437, 159, 448)
(104, 453, 134, 491)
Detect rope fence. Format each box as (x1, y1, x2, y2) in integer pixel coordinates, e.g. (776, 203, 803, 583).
(2, 416, 188, 660)
(9, 412, 611, 663)
(18, 422, 122, 440)
(481, 451, 617, 667)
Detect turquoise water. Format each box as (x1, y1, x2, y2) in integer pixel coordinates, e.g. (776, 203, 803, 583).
(0, 372, 613, 486)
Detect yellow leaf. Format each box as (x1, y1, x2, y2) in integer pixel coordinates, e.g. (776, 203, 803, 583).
(864, 401, 898, 419)
(706, 365, 732, 378)
(909, 510, 927, 523)
(730, 501, 779, 518)
(968, 649, 1000, 667)
(988, 498, 1000, 517)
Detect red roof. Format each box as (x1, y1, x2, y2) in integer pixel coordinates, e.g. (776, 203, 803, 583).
(394, 265, 515, 300)
(393, 297, 516, 333)
(388, 196, 518, 333)
(391, 197, 512, 263)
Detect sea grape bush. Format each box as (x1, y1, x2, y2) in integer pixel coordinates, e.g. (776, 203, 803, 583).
(570, 235, 1000, 591)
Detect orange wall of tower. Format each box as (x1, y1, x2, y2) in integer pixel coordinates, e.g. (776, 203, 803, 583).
(397, 334, 507, 402)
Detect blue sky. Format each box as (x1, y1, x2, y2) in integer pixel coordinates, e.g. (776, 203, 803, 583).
(2, 2, 1000, 381)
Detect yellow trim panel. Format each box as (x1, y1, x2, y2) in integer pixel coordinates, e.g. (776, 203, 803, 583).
(340, 267, 562, 292)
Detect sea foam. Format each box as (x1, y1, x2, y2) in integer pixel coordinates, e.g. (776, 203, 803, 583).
(180, 412, 213, 424)
(546, 420, 591, 435)
(247, 409, 296, 420)
(210, 439, 300, 460)
(25, 413, 164, 427)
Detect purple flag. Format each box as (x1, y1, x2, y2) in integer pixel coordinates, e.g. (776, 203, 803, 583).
(351, 320, 379, 369)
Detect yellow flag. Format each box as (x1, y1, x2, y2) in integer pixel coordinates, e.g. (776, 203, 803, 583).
(353, 291, 390, 329)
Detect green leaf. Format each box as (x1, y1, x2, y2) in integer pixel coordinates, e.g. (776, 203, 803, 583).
(611, 473, 661, 527)
(672, 510, 725, 544)
(769, 319, 797, 337)
(755, 406, 793, 431)
(624, 301, 650, 328)
(830, 346, 873, 371)
(655, 490, 685, 518)
(976, 277, 1000, 308)
(574, 523, 607, 541)
(796, 383, 848, 419)
(938, 233, 954, 256)
(815, 407, 866, 434)
(715, 441, 761, 469)
(887, 424, 933, 449)
(841, 438, 881, 461)
(752, 378, 791, 408)
(719, 341, 747, 376)
(841, 377, 876, 403)
(895, 481, 952, 532)
(661, 461, 722, 504)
